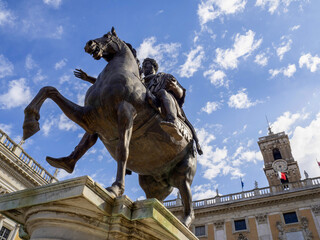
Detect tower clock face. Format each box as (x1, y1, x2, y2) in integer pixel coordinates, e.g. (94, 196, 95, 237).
(272, 159, 288, 172)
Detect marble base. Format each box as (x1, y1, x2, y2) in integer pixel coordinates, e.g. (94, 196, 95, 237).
(0, 176, 197, 240)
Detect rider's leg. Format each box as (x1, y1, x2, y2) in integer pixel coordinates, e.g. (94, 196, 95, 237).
(156, 89, 183, 141)
(46, 132, 98, 173)
(156, 89, 177, 122)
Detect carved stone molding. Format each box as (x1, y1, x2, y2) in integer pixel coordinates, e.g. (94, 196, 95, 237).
(311, 205, 320, 216)
(301, 217, 313, 240)
(256, 214, 267, 224)
(214, 220, 224, 230)
(276, 221, 286, 240)
(0, 185, 9, 195)
(237, 233, 248, 240)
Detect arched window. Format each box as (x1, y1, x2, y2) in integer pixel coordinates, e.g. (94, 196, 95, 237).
(273, 148, 282, 160)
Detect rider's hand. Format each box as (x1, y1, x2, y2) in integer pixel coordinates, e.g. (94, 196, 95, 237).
(74, 69, 88, 81)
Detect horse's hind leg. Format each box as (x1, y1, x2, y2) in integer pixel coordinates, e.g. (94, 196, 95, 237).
(139, 175, 173, 201)
(23, 86, 93, 140)
(107, 101, 136, 197)
(169, 143, 197, 228)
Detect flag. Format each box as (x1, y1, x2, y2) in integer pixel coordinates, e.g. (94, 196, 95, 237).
(280, 172, 287, 181)
(240, 178, 244, 190)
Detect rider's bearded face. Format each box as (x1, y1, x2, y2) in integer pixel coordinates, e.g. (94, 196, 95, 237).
(142, 61, 156, 77)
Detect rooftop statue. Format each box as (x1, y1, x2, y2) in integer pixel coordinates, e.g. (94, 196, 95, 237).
(22, 27, 201, 227)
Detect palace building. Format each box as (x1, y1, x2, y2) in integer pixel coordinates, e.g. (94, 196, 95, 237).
(0, 129, 57, 240)
(164, 130, 320, 240)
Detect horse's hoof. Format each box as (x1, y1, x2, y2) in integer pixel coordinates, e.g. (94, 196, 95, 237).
(46, 156, 75, 173)
(182, 215, 194, 228)
(160, 121, 183, 141)
(22, 121, 40, 140)
(106, 184, 124, 197)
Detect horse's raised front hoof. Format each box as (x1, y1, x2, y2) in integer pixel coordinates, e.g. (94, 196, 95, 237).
(160, 121, 183, 141)
(106, 184, 124, 197)
(22, 121, 40, 140)
(182, 213, 195, 228)
(46, 156, 75, 173)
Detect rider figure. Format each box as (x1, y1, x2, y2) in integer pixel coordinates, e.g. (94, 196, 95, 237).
(142, 58, 185, 140)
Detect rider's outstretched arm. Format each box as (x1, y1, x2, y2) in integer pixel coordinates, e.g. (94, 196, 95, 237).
(74, 69, 97, 84)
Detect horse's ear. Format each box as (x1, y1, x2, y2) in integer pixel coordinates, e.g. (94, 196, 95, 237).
(111, 27, 117, 37)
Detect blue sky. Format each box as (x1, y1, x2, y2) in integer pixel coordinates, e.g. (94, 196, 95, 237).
(1, 0, 320, 201)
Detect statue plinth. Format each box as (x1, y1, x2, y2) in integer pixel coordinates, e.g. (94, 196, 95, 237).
(0, 176, 197, 240)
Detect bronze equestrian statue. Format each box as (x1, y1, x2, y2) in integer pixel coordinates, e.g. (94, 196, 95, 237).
(22, 27, 201, 227)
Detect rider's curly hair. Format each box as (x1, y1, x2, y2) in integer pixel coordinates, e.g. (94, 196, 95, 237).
(143, 58, 159, 73)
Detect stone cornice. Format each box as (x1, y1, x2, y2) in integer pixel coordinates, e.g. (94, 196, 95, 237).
(0, 151, 41, 188)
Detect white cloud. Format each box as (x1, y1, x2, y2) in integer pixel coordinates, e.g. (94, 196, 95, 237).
(137, 37, 181, 72)
(55, 58, 67, 70)
(77, 93, 85, 106)
(290, 112, 320, 178)
(0, 123, 12, 135)
(156, 10, 164, 15)
(58, 114, 78, 131)
(192, 183, 218, 200)
(215, 30, 262, 69)
(201, 101, 221, 114)
(255, 0, 280, 14)
(33, 69, 47, 83)
(0, 54, 14, 78)
(232, 146, 263, 166)
(291, 25, 300, 31)
(42, 117, 56, 136)
(228, 88, 258, 109)
(50, 25, 63, 39)
(271, 111, 309, 134)
(299, 53, 320, 72)
(198, 0, 247, 27)
(0, 78, 32, 109)
(43, 0, 62, 9)
(0, 0, 15, 26)
(276, 37, 292, 60)
(269, 64, 296, 78)
(57, 168, 78, 180)
(25, 54, 37, 70)
(283, 64, 296, 77)
(255, 53, 268, 66)
(59, 74, 70, 84)
(255, 0, 302, 14)
(203, 69, 229, 87)
(196, 127, 261, 180)
(178, 46, 205, 78)
(137, 196, 146, 201)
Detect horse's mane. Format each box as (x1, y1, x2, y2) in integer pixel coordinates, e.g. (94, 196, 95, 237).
(123, 41, 142, 77)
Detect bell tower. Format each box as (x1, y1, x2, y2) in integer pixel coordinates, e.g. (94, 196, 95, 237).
(257, 127, 301, 186)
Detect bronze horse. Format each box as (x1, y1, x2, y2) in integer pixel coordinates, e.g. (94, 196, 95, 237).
(22, 27, 197, 227)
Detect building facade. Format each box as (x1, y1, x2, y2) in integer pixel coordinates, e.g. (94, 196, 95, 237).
(164, 131, 320, 240)
(0, 129, 57, 240)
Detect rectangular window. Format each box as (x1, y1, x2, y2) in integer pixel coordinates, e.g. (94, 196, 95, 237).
(0, 227, 11, 240)
(234, 219, 247, 231)
(195, 225, 205, 236)
(283, 212, 298, 224)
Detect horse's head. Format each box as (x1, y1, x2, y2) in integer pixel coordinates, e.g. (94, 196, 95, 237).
(84, 27, 121, 61)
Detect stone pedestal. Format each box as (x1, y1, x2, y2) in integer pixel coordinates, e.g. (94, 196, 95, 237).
(0, 176, 197, 240)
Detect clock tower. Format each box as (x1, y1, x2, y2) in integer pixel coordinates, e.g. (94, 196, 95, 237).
(257, 128, 301, 186)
